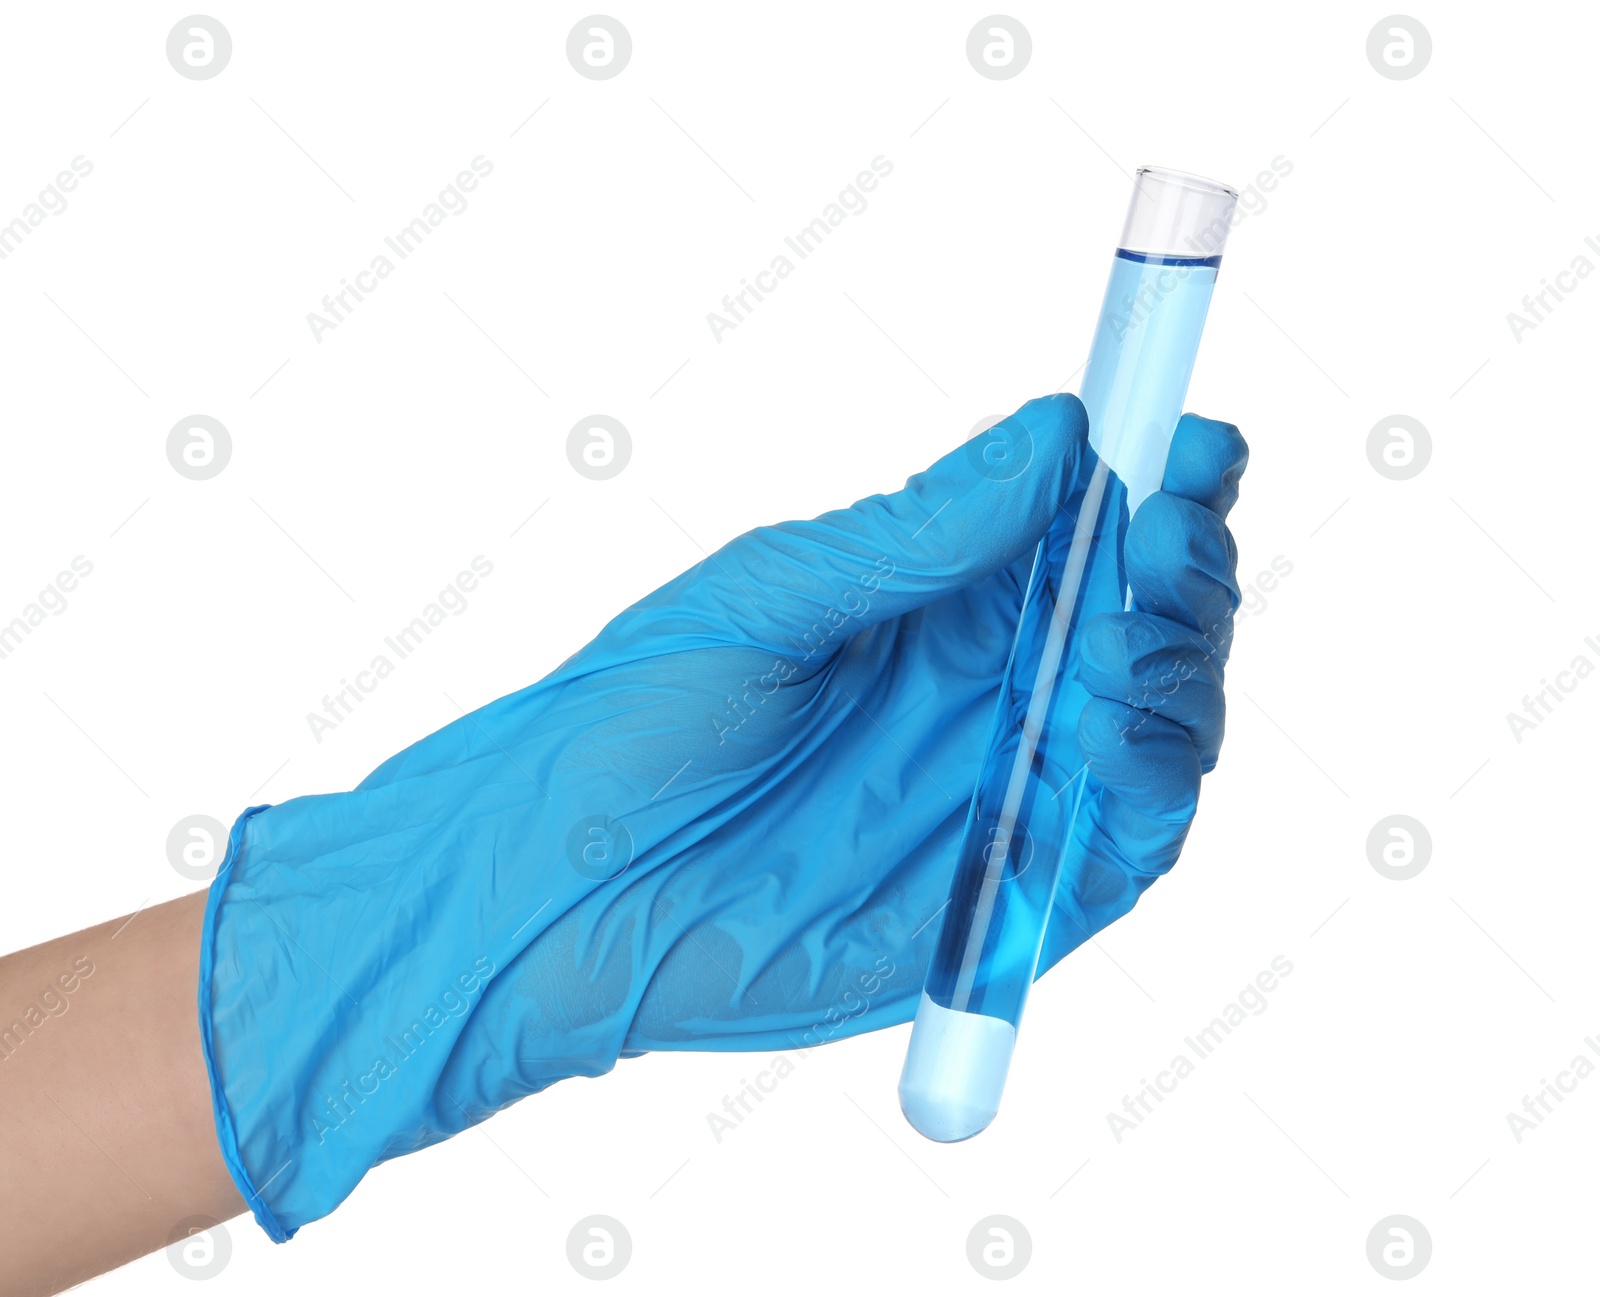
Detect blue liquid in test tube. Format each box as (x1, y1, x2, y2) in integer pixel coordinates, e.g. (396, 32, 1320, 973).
(899, 167, 1240, 1142)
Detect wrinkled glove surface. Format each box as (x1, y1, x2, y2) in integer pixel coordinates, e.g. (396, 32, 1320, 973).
(199, 393, 1248, 1239)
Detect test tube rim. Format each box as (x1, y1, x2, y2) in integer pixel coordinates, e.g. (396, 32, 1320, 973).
(1134, 164, 1240, 200)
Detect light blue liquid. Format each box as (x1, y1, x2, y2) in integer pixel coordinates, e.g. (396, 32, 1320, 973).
(1082, 251, 1220, 517)
(899, 251, 1220, 1142)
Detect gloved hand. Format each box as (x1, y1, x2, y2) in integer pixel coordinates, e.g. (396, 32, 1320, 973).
(200, 393, 1247, 1239)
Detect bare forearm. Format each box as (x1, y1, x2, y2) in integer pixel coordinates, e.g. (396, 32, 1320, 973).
(0, 891, 243, 1296)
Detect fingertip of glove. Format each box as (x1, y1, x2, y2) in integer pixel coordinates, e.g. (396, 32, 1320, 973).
(1167, 414, 1249, 517)
(1017, 392, 1089, 459)
(1077, 694, 1140, 757)
(948, 392, 1086, 545)
(991, 392, 1088, 506)
(1074, 611, 1132, 678)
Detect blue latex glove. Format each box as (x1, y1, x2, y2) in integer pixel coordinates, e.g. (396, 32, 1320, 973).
(200, 393, 1247, 1239)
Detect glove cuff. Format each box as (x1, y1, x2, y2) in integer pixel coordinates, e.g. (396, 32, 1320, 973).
(197, 804, 295, 1242)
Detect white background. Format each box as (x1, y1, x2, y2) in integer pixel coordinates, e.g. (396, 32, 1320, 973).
(1, 1, 1594, 1291)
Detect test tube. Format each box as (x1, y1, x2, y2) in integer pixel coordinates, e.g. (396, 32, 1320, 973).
(899, 167, 1239, 1142)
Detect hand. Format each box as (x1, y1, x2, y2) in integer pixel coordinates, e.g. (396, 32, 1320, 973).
(201, 392, 1247, 1238)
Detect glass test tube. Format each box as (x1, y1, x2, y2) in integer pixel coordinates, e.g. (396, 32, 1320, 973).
(899, 168, 1239, 1142)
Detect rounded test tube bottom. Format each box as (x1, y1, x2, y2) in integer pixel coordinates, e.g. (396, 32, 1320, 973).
(897, 992, 1018, 1143)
